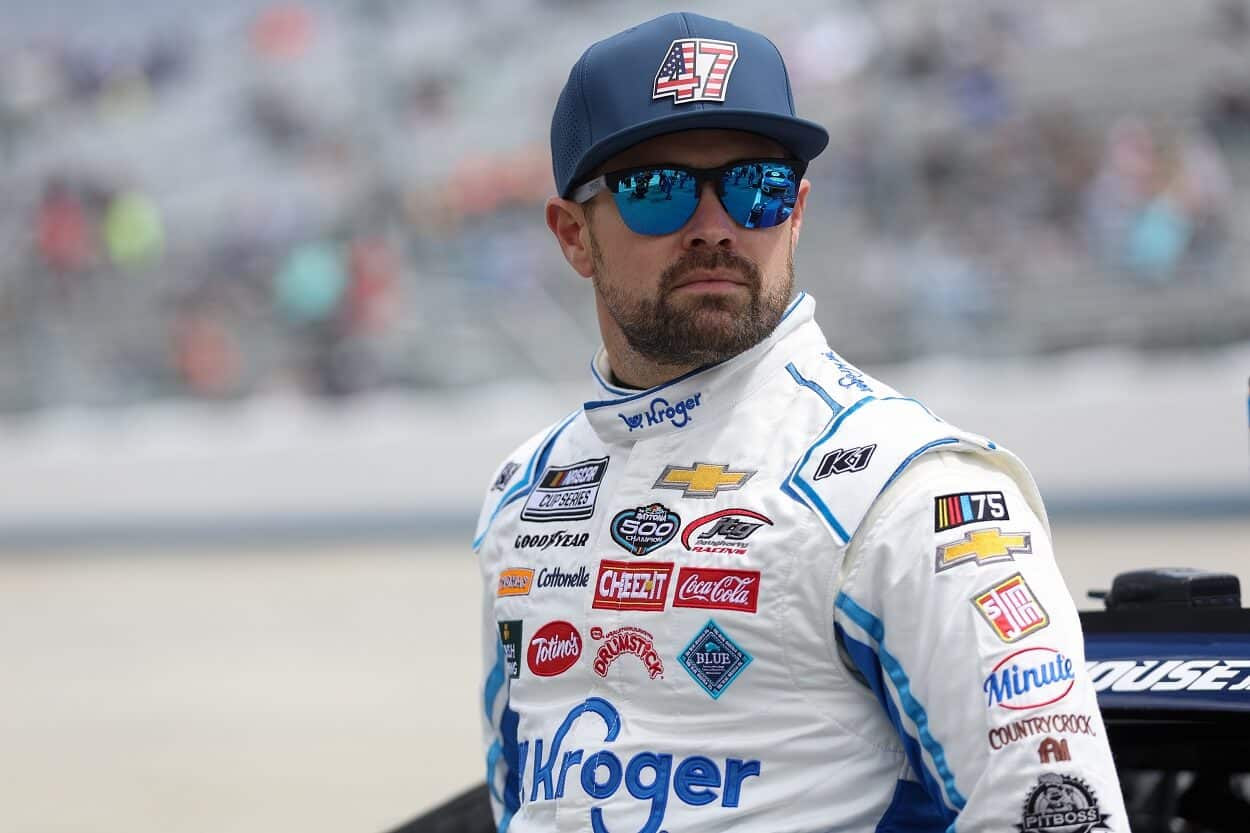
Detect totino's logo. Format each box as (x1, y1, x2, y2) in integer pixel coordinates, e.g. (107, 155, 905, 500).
(593, 560, 673, 611)
(983, 647, 1076, 711)
(527, 620, 582, 677)
(681, 508, 772, 555)
(497, 567, 535, 597)
(517, 697, 761, 832)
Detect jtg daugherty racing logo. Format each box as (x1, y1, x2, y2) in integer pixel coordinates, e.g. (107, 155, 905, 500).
(618, 393, 702, 432)
(517, 697, 761, 833)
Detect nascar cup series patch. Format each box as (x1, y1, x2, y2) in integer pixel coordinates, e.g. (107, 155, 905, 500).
(520, 457, 609, 522)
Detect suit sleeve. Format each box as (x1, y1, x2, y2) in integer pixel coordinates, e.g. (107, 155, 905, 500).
(833, 450, 1127, 831)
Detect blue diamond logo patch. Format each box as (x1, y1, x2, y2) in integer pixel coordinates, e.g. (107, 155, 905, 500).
(679, 619, 752, 699)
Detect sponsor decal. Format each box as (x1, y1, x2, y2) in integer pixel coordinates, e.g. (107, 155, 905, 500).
(936, 527, 1032, 573)
(1086, 659, 1250, 692)
(491, 461, 520, 492)
(654, 462, 756, 499)
(514, 530, 590, 551)
(681, 508, 772, 554)
(653, 39, 739, 103)
(972, 573, 1050, 642)
(1017, 773, 1111, 833)
(821, 350, 873, 392)
(679, 619, 752, 699)
(590, 625, 664, 679)
(498, 620, 522, 679)
(813, 444, 876, 478)
(673, 567, 760, 614)
(593, 560, 674, 611)
(536, 565, 590, 589)
(527, 620, 582, 677)
(1038, 737, 1071, 764)
(521, 457, 609, 523)
(934, 490, 1009, 532)
(497, 567, 535, 597)
(518, 697, 762, 831)
(984, 646, 1076, 711)
(987, 713, 1097, 751)
(618, 393, 703, 432)
(610, 503, 681, 556)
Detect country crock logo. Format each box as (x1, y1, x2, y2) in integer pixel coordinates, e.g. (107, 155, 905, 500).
(681, 508, 772, 554)
(520, 457, 609, 523)
(654, 462, 755, 498)
(987, 713, 1096, 752)
(497, 567, 535, 597)
(1017, 773, 1111, 833)
(527, 620, 582, 677)
(589, 625, 664, 679)
(672, 567, 760, 613)
(593, 560, 673, 611)
(984, 646, 1076, 711)
(610, 503, 680, 556)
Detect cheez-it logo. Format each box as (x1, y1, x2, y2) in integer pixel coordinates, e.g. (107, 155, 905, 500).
(935, 527, 1032, 573)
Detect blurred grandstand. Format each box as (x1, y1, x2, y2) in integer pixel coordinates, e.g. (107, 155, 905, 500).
(3, 0, 1250, 412)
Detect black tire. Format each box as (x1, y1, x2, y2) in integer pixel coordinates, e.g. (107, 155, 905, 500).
(383, 782, 494, 833)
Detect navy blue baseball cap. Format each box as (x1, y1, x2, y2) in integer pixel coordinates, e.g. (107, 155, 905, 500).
(551, 12, 829, 198)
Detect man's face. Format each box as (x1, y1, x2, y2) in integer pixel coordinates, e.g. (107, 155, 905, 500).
(581, 129, 808, 369)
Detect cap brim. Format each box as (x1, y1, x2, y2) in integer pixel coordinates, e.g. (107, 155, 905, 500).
(561, 109, 830, 197)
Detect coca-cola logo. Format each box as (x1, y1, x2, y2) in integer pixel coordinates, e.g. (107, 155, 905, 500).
(527, 620, 582, 677)
(672, 567, 760, 613)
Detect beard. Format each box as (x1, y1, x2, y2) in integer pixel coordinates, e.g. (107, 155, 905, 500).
(589, 234, 795, 368)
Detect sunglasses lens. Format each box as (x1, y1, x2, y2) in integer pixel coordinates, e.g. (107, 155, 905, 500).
(606, 168, 698, 236)
(721, 162, 798, 229)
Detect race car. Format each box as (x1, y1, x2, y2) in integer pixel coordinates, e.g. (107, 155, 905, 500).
(759, 167, 790, 196)
(387, 568, 1250, 833)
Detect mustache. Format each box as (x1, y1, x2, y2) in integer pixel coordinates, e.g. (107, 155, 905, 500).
(660, 249, 761, 292)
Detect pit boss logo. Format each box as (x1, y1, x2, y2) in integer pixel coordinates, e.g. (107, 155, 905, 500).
(498, 620, 522, 679)
(527, 620, 582, 677)
(610, 503, 680, 556)
(1017, 773, 1111, 833)
(972, 573, 1049, 642)
(618, 393, 702, 432)
(813, 444, 876, 478)
(654, 462, 755, 499)
(679, 620, 752, 699)
(935, 490, 1009, 532)
(520, 457, 609, 522)
(681, 508, 772, 555)
(984, 646, 1076, 711)
(518, 697, 761, 833)
(936, 527, 1032, 573)
(653, 39, 738, 103)
(672, 567, 760, 614)
(593, 560, 674, 611)
(590, 626, 664, 679)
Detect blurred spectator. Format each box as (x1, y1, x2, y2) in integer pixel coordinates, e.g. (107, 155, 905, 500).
(103, 190, 164, 269)
(35, 179, 95, 278)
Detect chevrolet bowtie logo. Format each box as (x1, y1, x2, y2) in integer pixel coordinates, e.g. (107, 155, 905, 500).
(654, 462, 755, 499)
(935, 527, 1032, 573)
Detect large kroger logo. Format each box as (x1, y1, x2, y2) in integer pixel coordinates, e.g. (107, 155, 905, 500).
(618, 393, 703, 432)
(518, 696, 760, 833)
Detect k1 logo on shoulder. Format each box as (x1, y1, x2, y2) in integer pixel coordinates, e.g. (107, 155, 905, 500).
(611, 503, 680, 556)
(679, 619, 752, 699)
(498, 620, 522, 679)
(813, 444, 875, 478)
(521, 457, 609, 522)
(935, 491, 1009, 532)
(681, 508, 772, 555)
(972, 573, 1049, 642)
(618, 393, 702, 432)
(935, 527, 1032, 573)
(1017, 773, 1111, 833)
(518, 697, 762, 833)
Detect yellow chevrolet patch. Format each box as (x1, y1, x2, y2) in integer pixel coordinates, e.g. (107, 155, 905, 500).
(935, 527, 1032, 573)
(653, 462, 755, 498)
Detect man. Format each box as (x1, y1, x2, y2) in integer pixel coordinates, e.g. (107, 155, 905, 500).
(474, 12, 1126, 833)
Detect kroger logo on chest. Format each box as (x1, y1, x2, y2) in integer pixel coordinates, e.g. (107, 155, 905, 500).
(519, 697, 761, 833)
(618, 393, 702, 432)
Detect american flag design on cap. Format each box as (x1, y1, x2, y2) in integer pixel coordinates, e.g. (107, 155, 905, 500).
(653, 38, 738, 103)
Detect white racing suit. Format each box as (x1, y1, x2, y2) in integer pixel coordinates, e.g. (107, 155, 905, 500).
(474, 293, 1127, 833)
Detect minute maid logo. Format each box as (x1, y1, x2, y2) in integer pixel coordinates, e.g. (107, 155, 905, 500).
(618, 393, 702, 432)
(517, 697, 761, 833)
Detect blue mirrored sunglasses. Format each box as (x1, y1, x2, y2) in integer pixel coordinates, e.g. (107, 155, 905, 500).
(572, 158, 806, 236)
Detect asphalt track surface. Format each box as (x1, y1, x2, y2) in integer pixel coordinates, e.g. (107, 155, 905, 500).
(3, 520, 1248, 833)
